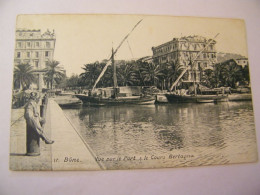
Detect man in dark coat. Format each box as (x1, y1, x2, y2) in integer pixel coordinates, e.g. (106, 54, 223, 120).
(24, 92, 54, 144)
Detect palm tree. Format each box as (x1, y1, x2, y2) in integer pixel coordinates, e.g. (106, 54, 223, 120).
(242, 65, 250, 85)
(44, 60, 65, 89)
(201, 69, 214, 88)
(221, 61, 243, 88)
(100, 64, 113, 87)
(13, 63, 36, 90)
(141, 63, 164, 87)
(161, 62, 178, 90)
(118, 63, 137, 86)
(133, 61, 146, 86)
(80, 62, 103, 88)
(212, 63, 224, 88)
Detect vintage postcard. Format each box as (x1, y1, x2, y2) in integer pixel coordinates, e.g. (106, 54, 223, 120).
(10, 14, 258, 171)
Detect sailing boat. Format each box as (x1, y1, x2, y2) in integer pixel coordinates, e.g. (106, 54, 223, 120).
(164, 34, 228, 103)
(75, 20, 155, 106)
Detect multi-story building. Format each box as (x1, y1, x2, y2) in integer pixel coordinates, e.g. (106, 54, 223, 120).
(235, 58, 248, 68)
(14, 29, 56, 90)
(152, 35, 217, 82)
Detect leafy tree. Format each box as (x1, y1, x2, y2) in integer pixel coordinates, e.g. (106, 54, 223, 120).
(221, 61, 243, 88)
(117, 63, 137, 86)
(161, 62, 178, 90)
(141, 62, 164, 87)
(133, 61, 146, 86)
(100, 65, 113, 87)
(66, 74, 80, 88)
(80, 62, 109, 88)
(242, 65, 250, 84)
(201, 69, 215, 88)
(44, 60, 66, 89)
(13, 63, 36, 90)
(209, 60, 245, 88)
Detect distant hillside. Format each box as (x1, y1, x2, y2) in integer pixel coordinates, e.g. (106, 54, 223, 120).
(217, 52, 246, 63)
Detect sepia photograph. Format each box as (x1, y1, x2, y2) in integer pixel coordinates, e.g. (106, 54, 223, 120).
(9, 14, 258, 171)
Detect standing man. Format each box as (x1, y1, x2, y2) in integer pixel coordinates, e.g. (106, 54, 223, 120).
(24, 92, 54, 145)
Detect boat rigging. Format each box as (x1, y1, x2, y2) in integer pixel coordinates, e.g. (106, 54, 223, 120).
(169, 33, 220, 91)
(91, 19, 143, 92)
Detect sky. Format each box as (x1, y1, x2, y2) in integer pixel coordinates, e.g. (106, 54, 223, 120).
(16, 14, 248, 76)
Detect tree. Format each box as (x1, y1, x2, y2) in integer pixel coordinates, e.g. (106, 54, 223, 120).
(44, 60, 66, 89)
(100, 64, 113, 87)
(80, 62, 104, 88)
(223, 63, 243, 88)
(219, 61, 243, 88)
(66, 74, 80, 88)
(117, 63, 137, 86)
(212, 63, 224, 88)
(211, 60, 244, 88)
(242, 65, 250, 85)
(133, 61, 146, 86)
(201, 69, 215, 88)
(13, 63, 36, 90)
(160, 62, 178, 90)
(141, 63, 164, 87)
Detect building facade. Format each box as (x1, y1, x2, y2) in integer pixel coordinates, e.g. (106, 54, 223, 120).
(14, 29, 56, 90)
(152, 35, 217, 82)
(235, 58, 248, 68)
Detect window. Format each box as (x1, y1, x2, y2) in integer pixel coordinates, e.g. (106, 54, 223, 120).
(17, 42, 22, 48)
(35, 52, 39, 58)
(210, 45, 213, 50)
(203, 53, 207, 58)
(46, 42, 50, 48)
(17, 52, 21, 58)
(45, 51, 49, 57)
(35, 61, 39, 68)
(36, 42, 39, 47)
(27, 42, 31, 47)
(27, 52, 30, 58)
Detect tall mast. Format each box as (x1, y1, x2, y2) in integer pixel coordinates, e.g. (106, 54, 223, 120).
(91, 19, 143, 92)
(112, 47, 118, 88)
(193, 64, 197, 96)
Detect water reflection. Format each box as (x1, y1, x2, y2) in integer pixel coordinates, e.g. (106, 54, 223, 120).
(63, 101, 256, 168)
(158, 130, 184, 150)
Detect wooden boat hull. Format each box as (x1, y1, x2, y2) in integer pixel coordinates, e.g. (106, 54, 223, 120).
(196, 99, 214, 103)
(228, 93, 252, 101)
(58, 101, 83, 108)
(155, 94, 169, 104)
(75, 94, 155, 106)
(165, 94, 227, 103)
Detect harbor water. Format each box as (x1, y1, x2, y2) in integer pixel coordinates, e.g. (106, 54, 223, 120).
(63, 101, 258, 169)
